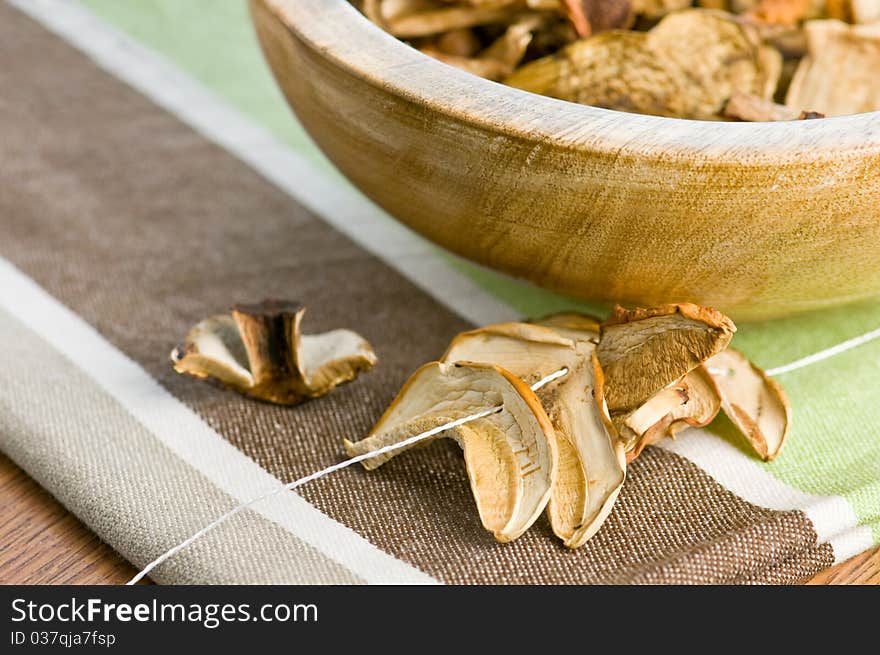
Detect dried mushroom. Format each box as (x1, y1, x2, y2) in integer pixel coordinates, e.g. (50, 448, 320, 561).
(345, 361, 557, 542)
(346, 301, 791, 549)
(172, 300, 377, 405)
(744, 0, 815, 26)
(705, 348, 791, 460)
(851, 0, 880, 22)
(597, 303, 735, 415)
(619, 366, 724, 459)
(442, 322, 577, 385)
(617, 380, 689, 459)
(785, 19, 880, 116)
(442, 323, 625, 547)
(530, 310, 601, 340)
(633, 0, 694, 20)
(505, 9, 780, 119)
(595, 303, 733, 462)
(364, 0, 523, 38)
(419, 14, 543, 79)
(560, 0, 634, 38)
(359, 1, 878, 120)
(724, 91, 824, 120)
(668, 366, 723, 435)
(826, 0, 880, 22)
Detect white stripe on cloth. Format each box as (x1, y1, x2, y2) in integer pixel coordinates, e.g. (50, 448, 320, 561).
(11, 0, 873, 567)
(0, 256, 437, 584)
(659, 431, 874, 564)
(129, 368, 569, 584)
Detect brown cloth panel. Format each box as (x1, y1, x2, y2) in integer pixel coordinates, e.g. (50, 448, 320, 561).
(0, 3, 834, 583)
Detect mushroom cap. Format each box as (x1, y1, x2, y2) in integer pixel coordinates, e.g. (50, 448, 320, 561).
(598, 302, 735, 414)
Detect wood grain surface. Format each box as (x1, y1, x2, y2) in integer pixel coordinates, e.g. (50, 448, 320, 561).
(807, 545, 880, 585)
(251, 0, 880, 321)
(0, 452, 875, 585)
(0, 453, 143, 585)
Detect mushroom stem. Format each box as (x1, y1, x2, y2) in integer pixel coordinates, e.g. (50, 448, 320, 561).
(231, 300, 305, 388)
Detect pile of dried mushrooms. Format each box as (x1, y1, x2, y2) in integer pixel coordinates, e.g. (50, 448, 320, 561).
(345, 303, 790, 547)
(356, 0, 880, 120)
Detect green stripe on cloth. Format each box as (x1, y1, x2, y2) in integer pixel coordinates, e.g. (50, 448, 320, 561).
(80, 0, 323, 168)
(76, 0, 880, 545)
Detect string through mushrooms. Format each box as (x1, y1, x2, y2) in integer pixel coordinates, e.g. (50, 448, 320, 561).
(346, 302, 791, 548)
(356, 1, 880, 119)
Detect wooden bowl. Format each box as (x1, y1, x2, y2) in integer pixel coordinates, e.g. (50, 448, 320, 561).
(250, 0, 880, 320)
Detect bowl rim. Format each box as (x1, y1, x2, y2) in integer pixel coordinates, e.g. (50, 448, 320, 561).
(258, 0, 880, 164)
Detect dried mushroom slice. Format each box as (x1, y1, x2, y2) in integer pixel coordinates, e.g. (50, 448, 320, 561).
(705, 349, 791, 460)
(560, 0, 634, 39)
(345, 361, 557, 542)
(615, 379, 689, 460)
(755, 45, 783, 100)
(443, 324, 625, 548)
(632, 0, 693, 20)
(479, 14, 543, 67)
(531, 310, 601, 341)
(443, 322, 574, 385)
(785, 20, 880, 116)
(826, 0, 880, 22)
(420, 14, 542, 80)
(597, 303, 735, 415)
(725, 92, 800, 121)
(646, 10, 781, 116)
(365, 0, 521, 38)
(172, 300, 377, 405)
(505, 31, 671, 112)
(615, 366, 722, 461)
(433, 28, 482, 57)
(850, 0, 880, 23)
(724, 92, 823, 121)
(743, 0, 814, 26)
(506, 9, 780, 119)
(171, 315, 254, 391)
(548, 351, 624, 547)
(668, 366, 722, 436)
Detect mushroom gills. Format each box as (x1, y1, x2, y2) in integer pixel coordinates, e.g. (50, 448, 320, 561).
(530, 310, 602, 342)
(344, 361, 558, 542)
(704, 348, 791, 460)
(443, 322, 625, 548)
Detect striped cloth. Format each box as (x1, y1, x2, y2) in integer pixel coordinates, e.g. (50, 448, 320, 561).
(1, 0, 878, 584)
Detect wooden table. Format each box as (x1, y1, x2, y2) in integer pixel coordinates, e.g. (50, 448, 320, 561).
(1, 453, 876, 585)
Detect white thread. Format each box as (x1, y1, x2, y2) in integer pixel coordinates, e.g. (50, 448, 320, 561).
(764, 325, 880, 376)
(706, 325, 880, 378)
(129, 322, 880, 584)
(127, 367, 569, 584)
